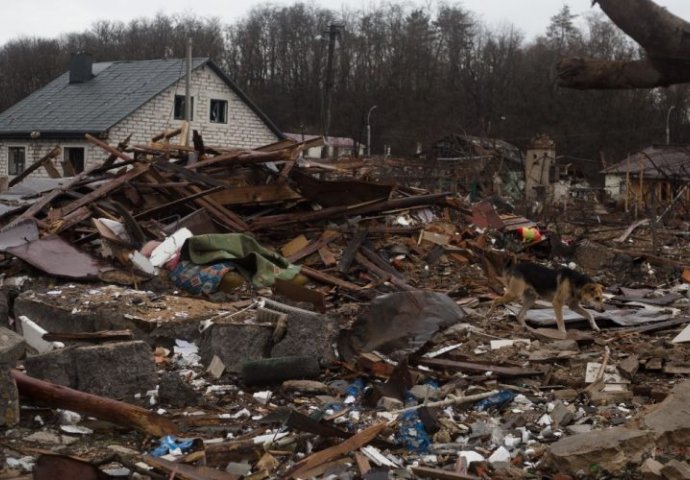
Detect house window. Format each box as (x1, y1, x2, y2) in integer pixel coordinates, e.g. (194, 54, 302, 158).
(174, 95, 194, 120)
(209, 99, 228, 123)
(64, 147, 85, 174)
(8, 147, 25, 175)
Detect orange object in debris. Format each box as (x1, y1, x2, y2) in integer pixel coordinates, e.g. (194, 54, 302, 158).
(682, 268, 690, 284)
(516, 226, 542, 243)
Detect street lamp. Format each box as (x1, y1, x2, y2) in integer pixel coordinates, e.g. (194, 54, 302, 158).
(367, 105, 378, 157)
(666, 105, 676, 145)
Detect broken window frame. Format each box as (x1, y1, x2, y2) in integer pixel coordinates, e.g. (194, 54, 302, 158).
(63, 145, 86, 174)
(173, 95, 194, 121)
(209, 99, 228, 124)
(8, 146, 26, 175)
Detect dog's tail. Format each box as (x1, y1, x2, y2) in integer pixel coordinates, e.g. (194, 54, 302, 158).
(477, 249, 515, 289)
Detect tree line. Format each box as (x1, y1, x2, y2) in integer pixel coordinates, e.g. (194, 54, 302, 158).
(0, 3, 689, 172)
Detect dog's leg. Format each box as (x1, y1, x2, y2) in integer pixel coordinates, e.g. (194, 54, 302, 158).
(570, 303, 601, 332)
(484, 292, 518, 327)
(515, 291, 536, 329)
(553, 298, 567, 333)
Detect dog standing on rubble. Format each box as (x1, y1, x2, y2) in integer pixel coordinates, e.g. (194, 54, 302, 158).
(485, 260, 604, 333)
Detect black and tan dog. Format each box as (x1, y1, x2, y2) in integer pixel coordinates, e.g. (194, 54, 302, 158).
(485, 261, 604, 333)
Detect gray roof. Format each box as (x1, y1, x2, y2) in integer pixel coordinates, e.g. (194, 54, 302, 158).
(0, 57, 283, 139)
(602, 145, 690, 179)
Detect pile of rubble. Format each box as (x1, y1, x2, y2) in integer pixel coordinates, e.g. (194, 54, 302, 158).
(1, 131, 690, 479)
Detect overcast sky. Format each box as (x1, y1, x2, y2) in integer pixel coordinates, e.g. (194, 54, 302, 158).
(3, 0, 690, 46)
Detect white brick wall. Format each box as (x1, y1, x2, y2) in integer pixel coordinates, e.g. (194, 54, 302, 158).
(109, 65, 278, 153)
(0, 139, 104, 178)
(0, 64, 280, 180)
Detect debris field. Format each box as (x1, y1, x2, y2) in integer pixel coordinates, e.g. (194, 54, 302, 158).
(1, 129, 690, 480)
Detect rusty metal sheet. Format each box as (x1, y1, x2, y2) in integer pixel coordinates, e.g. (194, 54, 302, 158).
(3, 235, 102, 280)
(0, 218, 39, 249)
(470, 201, 504, 229)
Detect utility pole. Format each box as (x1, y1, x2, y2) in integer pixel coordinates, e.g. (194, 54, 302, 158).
(322, 23, 342, 153)
(185, 37, 192, 146)
(666, 105, 675, 145)
(367, 105, 378, 157)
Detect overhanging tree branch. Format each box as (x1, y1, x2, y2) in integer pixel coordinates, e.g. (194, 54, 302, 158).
(558, 0, 690, 89)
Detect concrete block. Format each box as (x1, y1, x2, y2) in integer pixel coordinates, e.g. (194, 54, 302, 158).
(0, 326, 25, 365)
(198, 323, 273, 373)
(24, 347, 77, 387)
(73, 341, 157, 399)
(641, 379, 690, 449)
(25, 340, 156, 400)
(661, 460, 690, 480)
(547, 427, 654, 476)
(270, 310, 338, 365)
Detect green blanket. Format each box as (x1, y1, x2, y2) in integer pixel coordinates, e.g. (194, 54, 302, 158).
(184, 233, 301, 287)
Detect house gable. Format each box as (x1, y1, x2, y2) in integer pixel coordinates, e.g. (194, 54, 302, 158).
(109, 64, 279, 150)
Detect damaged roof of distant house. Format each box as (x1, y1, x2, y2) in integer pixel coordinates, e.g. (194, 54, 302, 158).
(602, 145, 690, 179)
(432, 133, 523, 164)
(0, 57, 283, 139)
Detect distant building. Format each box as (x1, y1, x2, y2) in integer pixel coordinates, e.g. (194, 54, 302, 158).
(602, 145, 690, 206)
(0, 54, 283, 178)
(284, 133, 363, 159)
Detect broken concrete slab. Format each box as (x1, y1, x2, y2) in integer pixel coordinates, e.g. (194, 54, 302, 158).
(640, 379, 690, 448)
(24, 340, 157, 400)
(269, 309, 338, 364)
(14, 285, 242, 343)
(0, 365, 19, 427)
(158, 372, 200, 408)
(618, 354, 640, 380)
(546, 427, 654, 476)
(661, 460, 690, 480)
(23, 347, 77, 387)
(640, 458, 664, 479)
(0, 326, 25, 365)
(73, 341, 157, 399)
(198, 323, 273, 373)
(550, 401, 575, 429)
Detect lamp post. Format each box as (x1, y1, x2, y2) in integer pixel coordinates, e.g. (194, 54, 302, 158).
(367, 105, 378, 157)
(666, 105, 676, 145)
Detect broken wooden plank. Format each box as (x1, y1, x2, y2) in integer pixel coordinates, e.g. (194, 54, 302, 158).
(287, 422, 388, 479)
(151, 128, 182, 143)
(318, 245, 337, 267)
(281, 234, 311, 258)
(300, 265, 369, 294)
(209, 184, 301, 206)
(251, 192, 450, 230)
(287, 230, 341, 264)
(416, 357, 543, 378)
(355, 252, 414, 291)
(85, 133, 134, 163)
(42, 330, 134, 342)
(359, 245, 406, 280)
(143, 455, 239, 480)
(411, 466, 480, 480)
(59, 163, 151, 218)
(273, 278, 326, 313)
(339, 229, 368, 273)
(11, 369, 176, 437)
(9, 146, 61, 187)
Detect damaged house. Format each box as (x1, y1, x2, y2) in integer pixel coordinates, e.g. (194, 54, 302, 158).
(419, 133, 523, 196)
(602, 145, 690, 208)
(0, 54, 283, 179)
